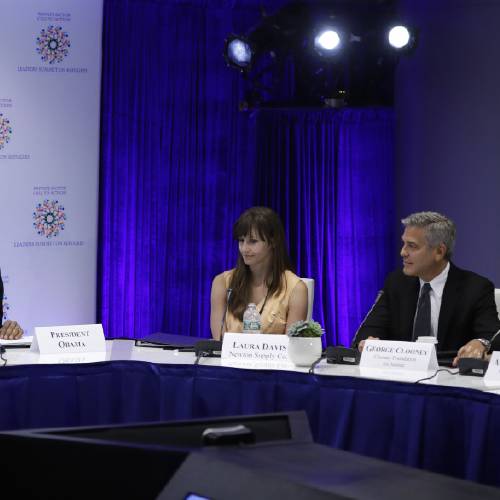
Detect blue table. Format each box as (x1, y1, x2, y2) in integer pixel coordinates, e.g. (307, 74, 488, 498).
(1, 360, 499, 487)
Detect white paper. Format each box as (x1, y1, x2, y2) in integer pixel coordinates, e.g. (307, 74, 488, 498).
(0, 335, 33, 346)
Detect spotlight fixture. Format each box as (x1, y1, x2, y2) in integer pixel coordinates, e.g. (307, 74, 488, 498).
(223, 2, 418, 109)
(314, 28, 342, 55)
(224, 35, 254, 70)
(387, 25, 412, 49)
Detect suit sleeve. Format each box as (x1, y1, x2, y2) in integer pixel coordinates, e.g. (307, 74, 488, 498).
(351, 287, 391, 347)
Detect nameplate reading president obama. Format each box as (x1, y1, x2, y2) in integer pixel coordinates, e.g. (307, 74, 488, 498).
(31, 324, 105, 355)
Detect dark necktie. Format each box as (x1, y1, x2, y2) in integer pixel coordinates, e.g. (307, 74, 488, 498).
(413, 282, 432, 340)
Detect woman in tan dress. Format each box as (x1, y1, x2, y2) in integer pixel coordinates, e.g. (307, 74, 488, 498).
(210, 207, 308, 339)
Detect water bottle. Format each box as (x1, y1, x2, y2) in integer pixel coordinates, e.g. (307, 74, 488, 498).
(243, 303, 261, 334)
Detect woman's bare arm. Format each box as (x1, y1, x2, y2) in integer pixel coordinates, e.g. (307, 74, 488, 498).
(285, 280, 308, 332)
(210, 273, 228, 340)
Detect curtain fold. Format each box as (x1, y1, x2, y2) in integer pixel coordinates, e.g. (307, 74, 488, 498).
(99, 0, 395, 344)
(254, 108, 394, 345)
(99, 0, 263, 338)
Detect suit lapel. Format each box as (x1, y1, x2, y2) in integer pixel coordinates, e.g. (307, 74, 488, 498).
(437, 263, 461, 347)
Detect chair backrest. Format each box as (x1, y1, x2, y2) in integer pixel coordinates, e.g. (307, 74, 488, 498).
(300, 278, 315, 322)
(495, 289, 500, 320)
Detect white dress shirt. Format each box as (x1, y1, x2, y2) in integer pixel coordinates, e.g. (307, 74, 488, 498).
(417, 262, 450, 337)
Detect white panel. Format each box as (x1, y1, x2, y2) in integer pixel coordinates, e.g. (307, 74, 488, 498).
(0, 0, 103, 334)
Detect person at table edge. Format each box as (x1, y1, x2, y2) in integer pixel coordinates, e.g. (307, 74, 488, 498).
(210, 206, 308, 339)
(0, 271, 23, 340)
(353, 211, 500, 366)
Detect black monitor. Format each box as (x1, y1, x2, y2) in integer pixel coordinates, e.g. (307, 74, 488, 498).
(0, 411, 311, 499)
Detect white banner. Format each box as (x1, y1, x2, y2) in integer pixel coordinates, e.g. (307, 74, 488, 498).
(0, 0, 103, 335)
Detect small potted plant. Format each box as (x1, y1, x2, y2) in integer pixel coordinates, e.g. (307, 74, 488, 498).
(286, 320, 324, 366)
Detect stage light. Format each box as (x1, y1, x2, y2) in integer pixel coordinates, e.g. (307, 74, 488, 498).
(314, 29, 341, 55)
(224, 36, 253, 70)
(316, 30, 341, 50)
(388, 25, 411, 49)
(222, 2, 419, 108)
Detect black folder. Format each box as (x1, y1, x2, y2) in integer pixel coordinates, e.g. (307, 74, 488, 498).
(134, 332, 197, 350)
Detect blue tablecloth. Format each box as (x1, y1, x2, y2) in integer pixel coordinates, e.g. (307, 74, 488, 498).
(1, 361, 499, 486)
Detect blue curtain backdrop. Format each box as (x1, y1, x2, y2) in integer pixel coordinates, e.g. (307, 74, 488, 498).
(98, 0, 395, 346)
(254, 109, 394, 345)
(99, 0, 264, 338)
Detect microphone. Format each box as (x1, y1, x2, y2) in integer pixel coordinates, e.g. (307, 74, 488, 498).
(325, 345, 361, 365)
(351, 290, 384, 348)
(0, 345, 6, 367)
(194, 288, 232, 365)
(458, 358, 489, 377)
(490, 329, 500, 350)
(194, 339, 222, 365)
(308, 345, 361, 375)
(220, 288, 232, 341)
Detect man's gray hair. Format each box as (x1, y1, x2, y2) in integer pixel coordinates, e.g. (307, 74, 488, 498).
(401, 211, 456, 260)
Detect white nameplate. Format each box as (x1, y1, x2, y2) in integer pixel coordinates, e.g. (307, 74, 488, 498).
(31, 323, 105, 355)
(360, 339, 438, 374)
(221, 332, 292, 370)
(484, 351, 500, 387)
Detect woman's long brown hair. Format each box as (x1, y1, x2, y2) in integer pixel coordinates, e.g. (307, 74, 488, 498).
(228, 207, 292, 320)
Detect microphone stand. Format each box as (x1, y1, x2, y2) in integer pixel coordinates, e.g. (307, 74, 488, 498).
(351, 290, 384, 348)
(195, 288, 233, 365)
(490, 328, 500, 351)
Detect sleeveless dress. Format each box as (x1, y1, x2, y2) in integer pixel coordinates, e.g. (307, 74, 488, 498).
(222, 269, 302, 334)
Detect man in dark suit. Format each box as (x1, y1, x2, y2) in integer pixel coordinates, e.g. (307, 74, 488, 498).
(0, 272, 23, 340)
(353, 212, 500, 366)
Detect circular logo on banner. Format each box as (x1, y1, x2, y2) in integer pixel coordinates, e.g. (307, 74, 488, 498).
(2, 296, 9, 321)
(0, 113, 12, 150)
(36, 26, 70, 64)
(33, 200, 66, 238)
